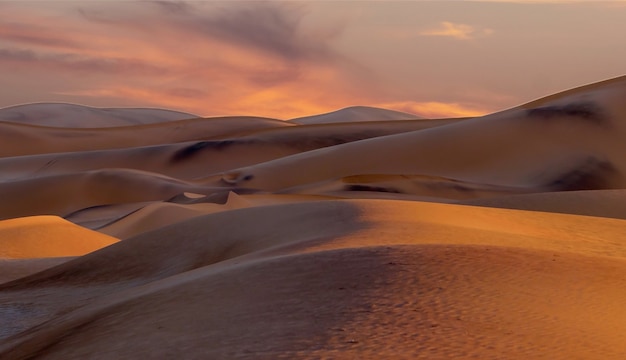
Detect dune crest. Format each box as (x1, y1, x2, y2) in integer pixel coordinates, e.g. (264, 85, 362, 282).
(0, 103, 197, 128)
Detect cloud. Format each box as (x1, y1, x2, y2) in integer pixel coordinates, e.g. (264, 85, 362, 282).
(0, 22, 80, 49)
(0, 1, 370, 118)
(376, 101, 489, 119)
(165, 88, 207, 99)
(0, 48, 167, 76)
(149, 1, 193, 15)
(79, 1, 343, 65)
(419, 21, 493, 40)
(168, 2, 343, 64)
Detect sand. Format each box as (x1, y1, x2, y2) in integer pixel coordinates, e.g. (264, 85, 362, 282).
(0, 103, 197, 128)
(289, 105, 420, 124)
(1, 75, 626, 359)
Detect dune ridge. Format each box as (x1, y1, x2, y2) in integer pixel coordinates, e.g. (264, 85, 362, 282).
(1, 76, 626, 358)
(0, 103, 197, 128)
(0, 115, 292, 157)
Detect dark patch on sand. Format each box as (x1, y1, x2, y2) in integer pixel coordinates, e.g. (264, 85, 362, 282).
(345, 184, 402, 194)
(171, 140, 235, 162)
(281, 132, 383, 152)
(547, 157, 618, 191)
(526, 101, 607, 126)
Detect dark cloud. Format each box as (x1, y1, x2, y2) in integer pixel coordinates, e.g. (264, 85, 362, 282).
(76, 6, 119, 24)
(246, 66, 302, 87)
(77, 1, 343, 64)
(0, 22, 79, 49)
(0, 48, 35, 61)
(187, 2, 341, 63)
(165, 87, 207, 99)
(149, 1, 193, 15)
(0, 48, 167, 76)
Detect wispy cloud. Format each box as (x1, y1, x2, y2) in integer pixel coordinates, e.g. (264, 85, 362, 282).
(0, 48, 168, 76)
(419, 21, 493, 40)
(79, 1, 343, 65)
(189, 3, 341, 63)
(0, 22, 80, 49)
(149, 0, 193, 15)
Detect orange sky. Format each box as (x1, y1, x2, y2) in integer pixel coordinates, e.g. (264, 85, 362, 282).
(0, 1, 624, 119)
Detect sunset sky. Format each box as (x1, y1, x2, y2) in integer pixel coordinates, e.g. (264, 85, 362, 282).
(1, 1, 625, 119)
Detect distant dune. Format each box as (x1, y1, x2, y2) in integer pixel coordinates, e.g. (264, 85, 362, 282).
(1, 76, 626, 359)
(0, 103, 197, 128)
(289, 105, 420, 124)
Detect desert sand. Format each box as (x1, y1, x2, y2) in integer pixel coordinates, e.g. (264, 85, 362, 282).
(1, 76, 626, 359)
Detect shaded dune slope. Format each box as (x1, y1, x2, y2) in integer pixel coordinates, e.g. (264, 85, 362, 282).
(222, 78, 626, 193)
(0, 118, 460, 182)
(0, 116, 292, 157)
(0, 169, 223, 220)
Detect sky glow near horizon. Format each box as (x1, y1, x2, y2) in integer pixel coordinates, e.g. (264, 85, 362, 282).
(0, 1, 624, 119)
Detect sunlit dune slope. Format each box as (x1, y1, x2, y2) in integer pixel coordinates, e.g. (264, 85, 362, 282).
(0, 200, 625, 359)
(461, 189, 626, 220)
(0, 216, 117, 259)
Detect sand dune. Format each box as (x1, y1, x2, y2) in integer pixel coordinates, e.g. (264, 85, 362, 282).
(2, 76, 626, 358)
(0, 103, 197, 128)
(222, 76, 626, 192)
(1, 201, 625, 359)
(0, 216, 117, 259)
(97, 192, 337, 239)
(0, 168, 223, 220)
(461, 189, 626, 220)
(289, 105, 420, 124)
(0, 118, 459, 182)
(0, 258, 74, 285)
(0, 115, 292, 157)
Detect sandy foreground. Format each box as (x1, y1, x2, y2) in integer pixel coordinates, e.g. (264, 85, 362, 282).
(1, 77, 626, 359)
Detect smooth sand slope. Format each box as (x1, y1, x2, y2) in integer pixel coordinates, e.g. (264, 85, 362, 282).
(0, 118, 462, 182)
(1, 201, 625, 359)
(0, 116, 292, 157)
(461, 189, 626, 220)
(0, 169, 223, 220)
(1, 76, 626, 358)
